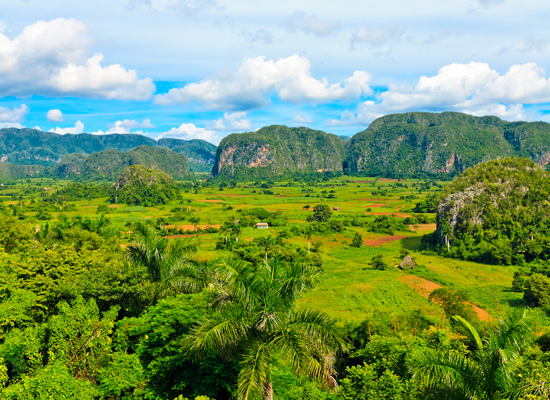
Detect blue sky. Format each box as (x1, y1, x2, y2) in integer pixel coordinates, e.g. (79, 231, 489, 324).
(1, 0, 550, 144)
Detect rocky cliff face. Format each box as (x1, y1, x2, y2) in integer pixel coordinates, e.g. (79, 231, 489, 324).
(435, 158, 546, 247)
(347, 112, 550, 178)
(213, 125, 346, 178)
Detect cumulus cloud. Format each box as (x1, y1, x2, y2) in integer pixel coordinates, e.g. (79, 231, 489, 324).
(0, 123, 24, 129)
(325, 101, 384, 126)
(157, 123, 222, 144)
(49, 121, 85, 135)
(280, 12, 340, 36)
(92, 119, 155, 135)
(326, 62, 550, 126)
(47, 109, 64, 122)
(350, 26, 405, 47)
(0, 19, 155, 100)
(208, 112, 252, 131)
(291, 114, 313, 125)
(0, 104, 29, 123)
(155, 55, 372, 110)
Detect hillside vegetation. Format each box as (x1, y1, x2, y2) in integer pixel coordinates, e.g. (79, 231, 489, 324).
(111, 165, 179, 206)
(347, 112, 550, 178)
(425, 158, 550, 265)
(52, 146, 190, 180)
(213, 125, 346, 179)
(0, 128, 216, 166)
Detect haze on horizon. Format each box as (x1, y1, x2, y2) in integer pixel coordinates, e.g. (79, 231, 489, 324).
(1, 0, 550, 145)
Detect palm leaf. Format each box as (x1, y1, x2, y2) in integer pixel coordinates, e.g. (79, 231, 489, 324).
(238, 342, 271, 400)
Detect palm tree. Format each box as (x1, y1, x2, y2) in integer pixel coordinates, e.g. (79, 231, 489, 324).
(127, 222, 206, 297)
(304, 226, 313, 255)
(185, 199, 193, 212)
(219, 222, 233, 245)
(232, 224, 243, 242)
(411, 309, 533, 400)
(257, 236, 275, 263)
(187, 257, 347, 400)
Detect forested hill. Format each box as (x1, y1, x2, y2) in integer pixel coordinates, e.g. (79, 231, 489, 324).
(213, 125, 347, 178)
(0, 128, 216, 166)
(347, 112, 550, 177)
(52, 145, 190, 180)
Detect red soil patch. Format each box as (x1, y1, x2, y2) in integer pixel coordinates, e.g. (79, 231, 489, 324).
(364, 235, 410, 246)
(366, 212, 412, 218)
(201, 200, 223, 203)
(364, 203, 387, 208)
(166, 234, 210, 239)
(398, 275, 492, 322)
(164, 224, 221, 230)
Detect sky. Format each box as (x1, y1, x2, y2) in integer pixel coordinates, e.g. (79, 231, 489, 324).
(1, 0, 550, 145)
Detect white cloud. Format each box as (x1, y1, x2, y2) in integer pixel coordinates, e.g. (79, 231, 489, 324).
(46, 109, 64, 122)
(325, 101, 384, 126)
(291, 114, 313, 125)
(0, 123, 24, 129)
(157, 123, 222, 144)
(92, 119, 155, 135)
(280, 12, 340, 36)
(49, 121, 85, 135)
(0, 19, 155, 100)
(350, 26, 405, 47)
(326, 62, 550, 126)
(462, 104, 526, 120)
(155, 55, 372, 110)
(0, 104, 29, 123)
(209, 112, 252, 131)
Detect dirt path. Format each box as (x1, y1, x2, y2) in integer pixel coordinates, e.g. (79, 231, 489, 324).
(398, 275, 492, 321)
(364, 235, 410, 246)
(364, 203, 387, 208)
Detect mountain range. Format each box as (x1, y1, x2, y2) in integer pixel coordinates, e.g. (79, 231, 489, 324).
(3, 112, 550, 180)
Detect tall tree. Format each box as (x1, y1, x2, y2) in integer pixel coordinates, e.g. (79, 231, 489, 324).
(411, 309, 533, 399)
(187, 257, 347, 400)
(127, 223, 206, 297)
(257, 236, 275, 263)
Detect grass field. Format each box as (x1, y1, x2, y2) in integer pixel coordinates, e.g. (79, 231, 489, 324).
(4, 175, 548, 329)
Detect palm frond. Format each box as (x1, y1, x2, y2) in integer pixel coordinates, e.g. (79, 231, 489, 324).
(187, 308, 252, 357)
(453, 315, 484, 352)
(237, 342, 271, 400)
(411, 348, 480, 399)
(286, 309, 348, 354)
